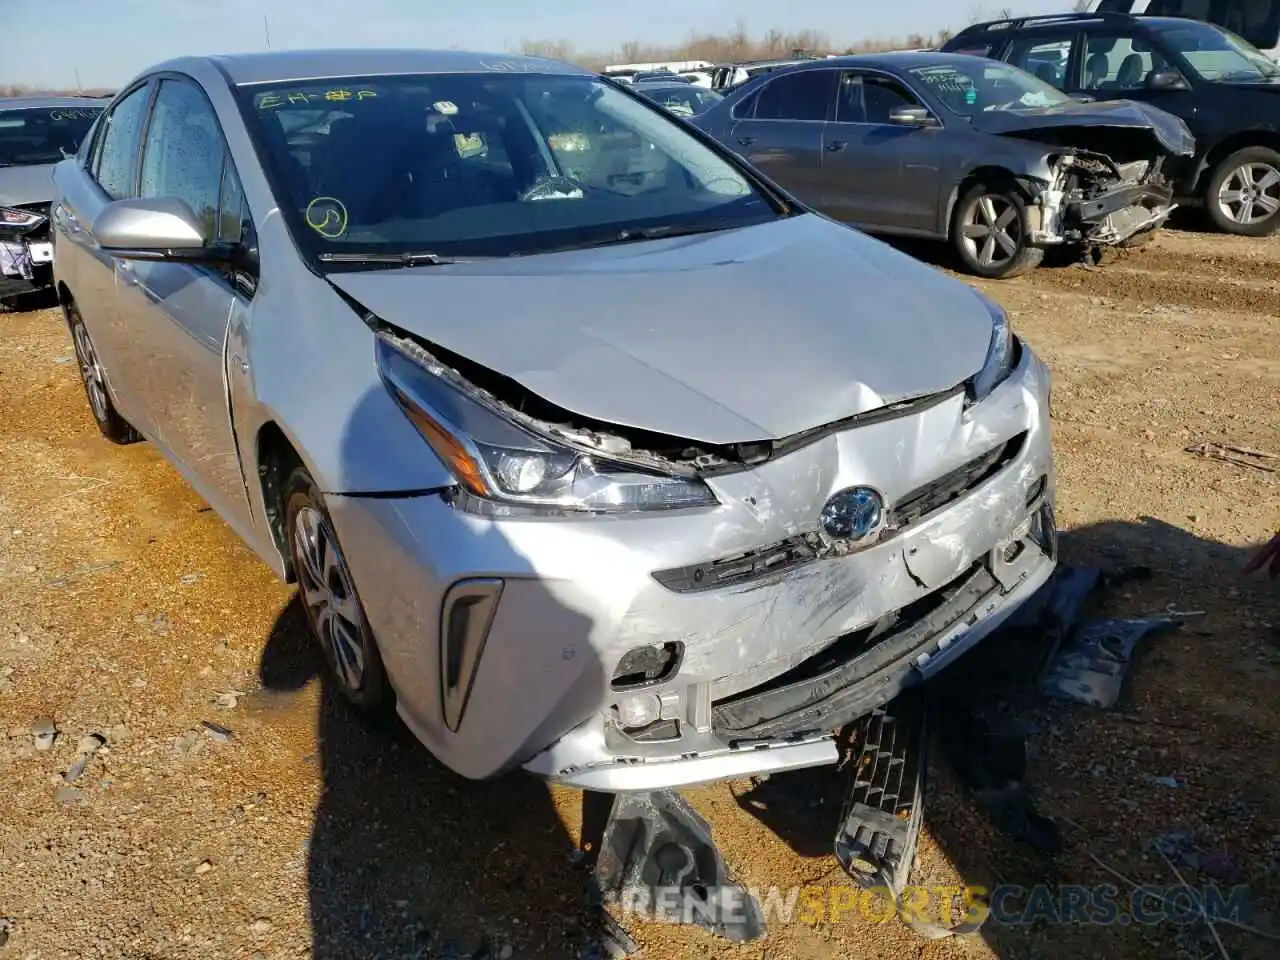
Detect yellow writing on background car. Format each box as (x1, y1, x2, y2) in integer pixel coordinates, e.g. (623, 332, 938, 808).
(257, 89, 377, 109)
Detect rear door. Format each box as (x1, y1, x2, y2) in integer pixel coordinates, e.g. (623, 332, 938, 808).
(57, 80, 156, 435)
(820, 70, 947, 233)
(725, 68, 837, 206)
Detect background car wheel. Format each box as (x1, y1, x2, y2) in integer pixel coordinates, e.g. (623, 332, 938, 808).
(1204, 146, 1280, 237)
(951, 181, 1045, 280)
(66, 302, 141, 444)
(284, 465, 391, 714)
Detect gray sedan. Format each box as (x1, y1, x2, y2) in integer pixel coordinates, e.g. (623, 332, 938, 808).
(51, 49, 1056, 793)
(692, 52, 1195, 278)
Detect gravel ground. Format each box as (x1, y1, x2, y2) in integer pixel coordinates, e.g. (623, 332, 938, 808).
(0, 226, 1277, 960)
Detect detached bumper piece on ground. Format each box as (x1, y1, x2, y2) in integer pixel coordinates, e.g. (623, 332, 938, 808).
(588, 564, 1184, 949)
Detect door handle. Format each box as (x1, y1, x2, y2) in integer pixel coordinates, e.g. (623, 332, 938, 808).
(826, 141, 848, 152)
(736, 136, 755, 147)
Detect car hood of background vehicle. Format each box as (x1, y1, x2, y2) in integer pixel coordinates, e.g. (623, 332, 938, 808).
(0, 163, 56, 207)
(327, 214, 995, 445)
(973, 98, 1196, 158)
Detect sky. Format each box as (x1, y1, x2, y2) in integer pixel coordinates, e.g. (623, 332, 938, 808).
(5, 0, 1073, 89)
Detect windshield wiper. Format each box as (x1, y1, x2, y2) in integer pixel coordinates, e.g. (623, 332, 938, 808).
(317, 251, 456, 268)
(528, 220, 748, 256)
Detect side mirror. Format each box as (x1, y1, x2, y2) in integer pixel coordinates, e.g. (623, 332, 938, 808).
(93, 197, 224, 262)
(1147, 69, 1190, 92)
(888, 105, 938, 127)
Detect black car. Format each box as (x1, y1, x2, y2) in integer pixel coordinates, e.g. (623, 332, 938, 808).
(691, 53, 1192, 278)
(942, 12, 1280, 236)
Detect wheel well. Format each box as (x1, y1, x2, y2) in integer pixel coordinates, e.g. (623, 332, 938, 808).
(1196, 131, 1280, 192)
(946, 166, 1021, 227)
(256, 422, 303, 582)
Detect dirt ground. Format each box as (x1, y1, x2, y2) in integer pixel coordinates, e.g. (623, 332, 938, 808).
(1, 226, 1277, 960)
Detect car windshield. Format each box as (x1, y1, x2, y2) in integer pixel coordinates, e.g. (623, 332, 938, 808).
(1149, 20, 1280, 81)
(635, 84, 724, 117)
(0, 106, 101, 167)
(908, 61, 1073, 116)
(237, 72, 776, 262)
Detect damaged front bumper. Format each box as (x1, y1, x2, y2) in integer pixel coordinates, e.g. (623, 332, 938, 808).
(0, 203, 55, 299)
(325, 344, 1055, 792)
(1027, 160, 1176, 247)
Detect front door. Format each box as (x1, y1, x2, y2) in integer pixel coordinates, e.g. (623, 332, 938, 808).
(820, 70, 945, 233)
(120, 75, 256, 534)
(726, 68, 837, 207)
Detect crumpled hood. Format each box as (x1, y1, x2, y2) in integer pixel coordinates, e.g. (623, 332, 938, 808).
(327, 213, 995, 445)
(0, 163, 56, 208)
(972, 98, 1196, 158)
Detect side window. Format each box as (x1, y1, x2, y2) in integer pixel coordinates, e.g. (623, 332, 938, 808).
(836, 73, 864, 122)
(1083, 34, 1169, 89)
(139, 79, 225, 239)
(753, 70, 836, 121)
(216, 159, 250, 246)
(93, 85, 151, 200)
(861, 76, 922, 124)
(1007, 36, 1075, 89)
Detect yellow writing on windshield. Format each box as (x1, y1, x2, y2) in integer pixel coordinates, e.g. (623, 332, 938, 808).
(258, 89, 377, 109)
(305, 196, 349, 239)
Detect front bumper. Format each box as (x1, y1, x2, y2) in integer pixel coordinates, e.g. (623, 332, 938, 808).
(326, 344, 1055, 790)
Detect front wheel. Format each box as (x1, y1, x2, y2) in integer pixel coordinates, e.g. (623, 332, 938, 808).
(1204, 146, 1280, 237)
(951, 182, 1045, 280)
(66, 302, 141, 444)
(284, 466, 392, 714)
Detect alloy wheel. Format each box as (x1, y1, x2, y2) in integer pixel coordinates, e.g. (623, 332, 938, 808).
(1216, 161, 1280, 226)
(72, 320, 109, 424)
(291, 505, 367, 691)
(961, 194, 1021, 269)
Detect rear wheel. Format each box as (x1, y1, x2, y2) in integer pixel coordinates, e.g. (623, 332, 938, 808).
(284, 465, 391, 714)
(1204, 146, 1280, 237)
(66, 301, 141, 444)
(951, 181, 1045, 279)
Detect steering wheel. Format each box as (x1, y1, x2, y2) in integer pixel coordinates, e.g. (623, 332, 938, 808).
(519, 175, 589, 202)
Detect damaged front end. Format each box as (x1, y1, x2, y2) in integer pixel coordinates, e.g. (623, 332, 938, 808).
(1012, 126, 1188, 248)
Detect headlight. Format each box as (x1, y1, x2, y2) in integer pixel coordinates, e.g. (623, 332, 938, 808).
(0, 206, 47, 230)
(376, 331, 719, 515)
(968, 296, 1016, 403)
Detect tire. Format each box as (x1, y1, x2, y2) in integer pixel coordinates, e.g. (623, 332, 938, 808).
(1203, 146, 1280, 237)
(950, 180, 1045, 279)
(66, 301, 142, 444)
(284, 465, 392, 714)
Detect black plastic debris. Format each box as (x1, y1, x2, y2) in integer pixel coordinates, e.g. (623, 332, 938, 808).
(833, 695, 981, 938)
(834, 696, 927, 894)
(934, 697, 1062, 856)
(1040, 617, 1181, 709)
(594, 790, 765, 942)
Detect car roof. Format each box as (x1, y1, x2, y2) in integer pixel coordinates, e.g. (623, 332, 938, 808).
(147, 49, 592, 87)
(783, 51, 1000, 72)
(954, 12, 1204, 37)
(0, 95, 108, 110)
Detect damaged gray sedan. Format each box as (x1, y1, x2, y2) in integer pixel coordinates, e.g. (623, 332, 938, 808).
(51, 49, 1057, 792)
(692, 52, 1195, 277)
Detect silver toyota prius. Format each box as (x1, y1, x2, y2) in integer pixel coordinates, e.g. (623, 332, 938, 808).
(51, 49, 1057, 792)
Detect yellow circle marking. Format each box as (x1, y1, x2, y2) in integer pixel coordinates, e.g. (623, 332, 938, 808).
(305, 196, 349, 239)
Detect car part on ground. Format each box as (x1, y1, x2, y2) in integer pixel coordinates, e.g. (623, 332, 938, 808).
(51, 48, 1056, 796)
(593, 790, 766, 942)
(691, 52, 1191, 278)
(0, 97, 104, 306)
(941, 13, 1280, 237)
